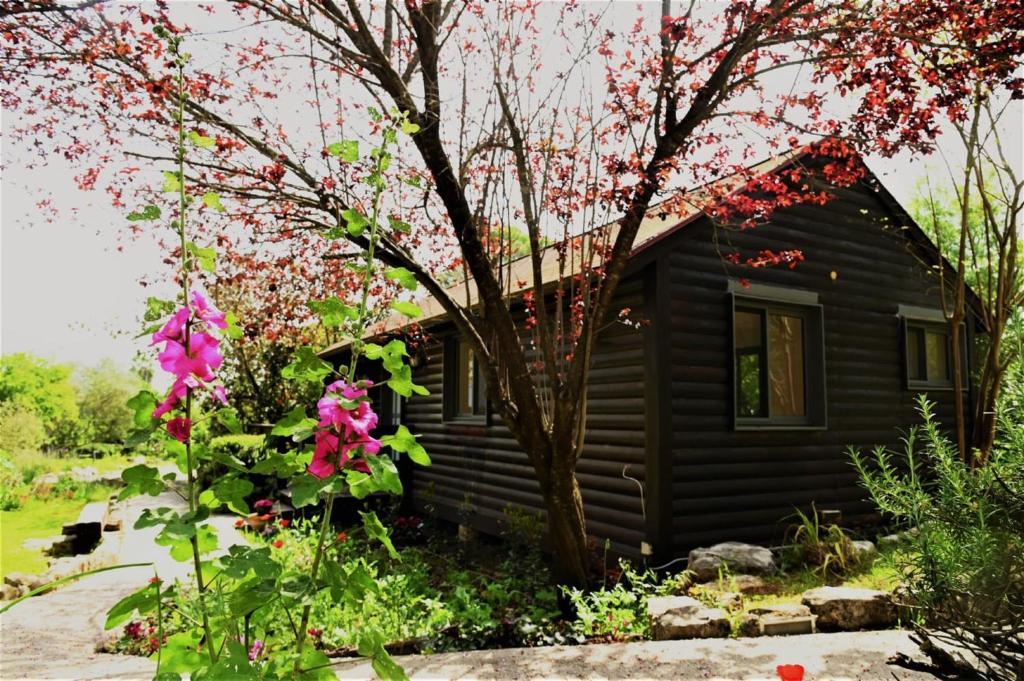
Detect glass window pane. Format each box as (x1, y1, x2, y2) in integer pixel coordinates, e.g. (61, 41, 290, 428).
(735, 310, 764, 417)
(925, 330, 949, 381)
(456, 341, 472, 415)
(768, 313, 805, 417)
(907, 327, 925, 381)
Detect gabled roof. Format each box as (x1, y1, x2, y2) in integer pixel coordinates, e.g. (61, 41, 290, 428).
(321, 147, 983, 358)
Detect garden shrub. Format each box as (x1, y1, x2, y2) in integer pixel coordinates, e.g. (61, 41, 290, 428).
(783, 504, 859, 581)
(0, 402, 46, 453)
(851, 396, 1024, 680)
(0, 452, 23, 510)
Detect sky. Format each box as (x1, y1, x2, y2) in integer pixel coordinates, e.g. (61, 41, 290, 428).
(1, 2, 1021, 377)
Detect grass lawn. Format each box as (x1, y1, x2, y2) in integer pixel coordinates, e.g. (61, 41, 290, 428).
(0, 484, 118, 579)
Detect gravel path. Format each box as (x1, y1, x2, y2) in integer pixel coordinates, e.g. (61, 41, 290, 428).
(0, 490, 242, 681)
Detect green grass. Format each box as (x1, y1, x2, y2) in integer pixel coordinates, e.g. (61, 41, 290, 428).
(0, 484, 117, 579)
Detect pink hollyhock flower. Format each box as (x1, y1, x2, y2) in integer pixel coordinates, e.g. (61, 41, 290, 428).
(151, 307, 189, 345)
(212, 384, 228, 405)
(309, 431, 340, 479)
(191, 290, 227, 330)
(167, 417, 192, 442)
(152, 375, 201, 419)
(158, 332, 223, 381)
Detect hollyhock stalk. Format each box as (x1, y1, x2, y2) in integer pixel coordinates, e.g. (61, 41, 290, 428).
(292, 122, 391, 666)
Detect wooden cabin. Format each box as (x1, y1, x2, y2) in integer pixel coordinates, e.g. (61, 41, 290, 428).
(321, 151, 979, 563)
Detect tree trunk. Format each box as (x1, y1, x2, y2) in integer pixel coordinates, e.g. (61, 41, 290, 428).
(542, 465, 591, 588)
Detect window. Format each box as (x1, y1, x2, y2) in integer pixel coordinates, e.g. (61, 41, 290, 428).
(445, 336, 486, 420)
(730, 283, 826, 429)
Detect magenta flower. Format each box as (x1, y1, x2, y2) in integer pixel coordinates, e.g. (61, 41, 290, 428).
(191, 290, 227, 330)
(212, 384, 228, 405)
(308, 380, 380, 479)
(166, 417, 192, 442)
(153, 375, 201, 419)
(158, 332, 223, 382)
(248, 639, 264, 661)
(151, 307, 189, 345)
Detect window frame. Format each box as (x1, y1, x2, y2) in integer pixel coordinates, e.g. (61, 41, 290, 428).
(443, 335, 488, 423)
(899, 305, 967, 391)
(729, 283, 827, 431)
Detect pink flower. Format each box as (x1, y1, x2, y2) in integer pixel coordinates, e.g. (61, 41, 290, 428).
(191, 290, 227, 330)
(151, 307, 189, 345)
(307, 380, 381, 479)
(152, 375, 201, 418)
(212, 384, 228, 405)
(167, 417, 191, 442)
(158, 332, 223, 382)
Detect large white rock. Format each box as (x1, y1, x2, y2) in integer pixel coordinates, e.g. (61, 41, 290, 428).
(647, 596, 730, 640)
(688, 542, 776, 582)
(802, 586, 897, 631)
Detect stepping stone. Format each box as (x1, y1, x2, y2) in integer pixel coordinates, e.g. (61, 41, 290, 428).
(688, 542, 776, 582)
(801, 586, 897, 631)
(851, 540, 877, 562)
(647, 596, 730, 640)
(750, 603, 816, 636)
(61, 501, 107, 554)
(701, 573, 776, 595)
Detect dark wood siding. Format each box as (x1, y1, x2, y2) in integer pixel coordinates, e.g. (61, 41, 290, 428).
(660, 180, 972, 554)
(404, 275, 651, 557)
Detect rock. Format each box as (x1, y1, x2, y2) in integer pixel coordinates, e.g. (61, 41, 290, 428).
(749, 603, 811, 618)
(4, 572, 48, 592)
(760, 616, 815, 636)
(736, 613, 761, 637)
(647, 596, 730, 640)
(688, 542, 776, 582)
(61, 501, 106, 554)
(717, 592, 743, 610)
(701, 573, 776, 595)
(1, 584, 21, 601)
(878, 533, 902, 549)
(851, 540, 877, 562)
(802, 586, 897, 631)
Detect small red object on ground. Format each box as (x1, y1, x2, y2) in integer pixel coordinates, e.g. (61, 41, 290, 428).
(777, 664, 805, 681)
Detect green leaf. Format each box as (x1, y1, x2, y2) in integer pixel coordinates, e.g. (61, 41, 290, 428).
(224, 311, 243, 340)
(372, 650, 409, 681)
(152, 630, 204, 673)
(215, 408, 243, 435)
(105, 581, 158, 629)
(186, 241, 216, 273)
(271, 405, 318, 441)
(188, 130, 216, 149)
(199, 476, 253, 514)
(390, 301, 422, 318)
(386, 363, 429, 398)
(127, 204, 161, 221)
(400, 119, 420, 136)
(402, 175, 422, 189)
(327, 139, 359, 162)
(202, 191, 226, 213)
(126, 390, 159, 429)
(308, 298, 357, 328)
(162, 171, 182, 193)
(346, 455, 402, 499)
(341, 208, 369, 237)
(205, 640, 257, 680)
(387, 215, 412, 233)
(226, 576, 277, 616)
(119, 464, 165, 500)
(143, 296, 176, 322)
(164, 524, 218, 562)
(360, 510, 398, 559)
(289, 474, 329, 508)
(381, 425, 430, 466)
(384, 267, 417, 291)
(250, 451, 304, 478)
(298, 645, 338, 680)
(214, 545, 281, 581)
(281, 347, 333, 384)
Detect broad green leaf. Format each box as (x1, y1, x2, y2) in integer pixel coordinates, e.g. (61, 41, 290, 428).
(199, 476, 253, 514)
(289, 473, 330, 508)
(390, 301, 421, 318)
(386, 363, 429, 398)
(215, 408, 243, 435)
(388, 216, 412, 233)
(164, 524, 218, 562)
(346, 455, 402, 499)
(402, 175, 422, 189)
(327, 139, 359, 162)
(188, 130, 216, 149)
(224, 311, 243, 340)
(381, 425, 430, 466)
(385, 267, 417, 291)
(226, 576, 276, 616)
(214, 545, 280, 581)
(127, 204, 161, 221)
(143, 296, 176, 322)
(372, 650, 408, 681)
(341, 208, 369, 237)
(202, 191, 226, 213)
(297, 645, 339, 680)
(119, 464, 165, 500)
(126, 390, 159, 429)
(400, 119, 420, 135)
(281, 347, 333, 384)
(161, 171, 182, 193)
(271, 405, 317, 441)
(308, 298, 357, 328)
(250, 451, 304, 478)
(360, 510, 398, 559)
(186, 241, 216, 273)
(151, 630, 204, 673)
(105, 581, 158, 629)
(206, 640, 257, 680)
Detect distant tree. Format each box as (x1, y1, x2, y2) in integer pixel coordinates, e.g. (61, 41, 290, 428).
(0, 353, 80, 449)
(74, 359, 148, 444)
(0, 402, 46, 453)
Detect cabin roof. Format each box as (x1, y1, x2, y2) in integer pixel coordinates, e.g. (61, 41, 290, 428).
(320, 147, 983, 358)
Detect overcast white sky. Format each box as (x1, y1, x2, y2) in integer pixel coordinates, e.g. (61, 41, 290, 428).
(1, 2, 1020, 376)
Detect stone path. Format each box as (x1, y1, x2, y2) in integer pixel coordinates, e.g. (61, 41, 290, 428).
(0, 490, 242, 681)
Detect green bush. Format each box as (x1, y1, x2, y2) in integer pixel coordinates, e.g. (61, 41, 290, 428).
(208, 434, 266, 460)
(0, 452, 23, 510)
(851, 396, 1024, 680)
(0, 402, 46, 453)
